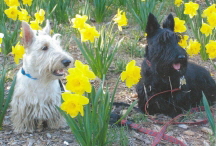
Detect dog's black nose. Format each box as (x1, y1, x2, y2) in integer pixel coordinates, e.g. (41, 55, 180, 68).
(62, 59, 71, 67)
(178, 55, 186, 60)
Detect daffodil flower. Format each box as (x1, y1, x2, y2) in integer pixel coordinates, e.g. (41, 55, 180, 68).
(174, 0, 183, 7)
(184, 1, 199, 18)
(22, 0, 33, 6)
(71, 60, 96, 80)
(71, 14, 88, 29)
(34, 9, 45, 24)
(66, 73, 92, 95)
(178, 35, 189, 48)
(4, 6, 20, 20)
(113, 9, 128, 31)
(4, 0, 20, 7)
(11, 42, 25, 64)
(206, 40, 216, 59)
(200, 23, 213, 37)
(0, 33, 4, 52)
(79, 24, 100, 43)
(207, 12, 216, 27)
(18, 9, 31, 22)
(61, 92, 89, 118)
(30, 20, 42, 30)
(0, 33, 4, 45)
(174, 17, 186, 33)
(121, 60, 141, 88)
(66, 60, 96, 94)
(202, 4, 216, 18)
(186, 39, 201, 56)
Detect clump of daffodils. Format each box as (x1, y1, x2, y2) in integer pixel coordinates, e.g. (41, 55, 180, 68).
(60, 60, 96, 118)
(174, 1, 216, 60)
(4, 0, 45, 30)
(71, 9, 128, 42)
(71, 14, 100, 43)
(3, 0, 47, 64)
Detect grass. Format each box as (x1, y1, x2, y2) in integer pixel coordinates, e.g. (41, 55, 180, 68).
(107, 125, 130, 145)
(114, 58, 127, 73)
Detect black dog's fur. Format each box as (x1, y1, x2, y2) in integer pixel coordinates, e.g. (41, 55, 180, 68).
(136, 13, 216, 117)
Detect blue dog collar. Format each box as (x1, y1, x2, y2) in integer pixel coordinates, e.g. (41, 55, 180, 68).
(21, 68, 37, 80)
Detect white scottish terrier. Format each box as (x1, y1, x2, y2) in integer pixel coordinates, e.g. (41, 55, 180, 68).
(11, 20, 73, 133)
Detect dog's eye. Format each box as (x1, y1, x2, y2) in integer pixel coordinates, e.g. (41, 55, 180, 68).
(42, 46, 48, 51)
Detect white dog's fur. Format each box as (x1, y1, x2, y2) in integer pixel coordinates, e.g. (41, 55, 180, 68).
(11, 20, 73, 133)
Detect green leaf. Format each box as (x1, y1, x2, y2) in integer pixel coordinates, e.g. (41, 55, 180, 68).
(202, 92, 216, 135)
(115, 100, 138, 124)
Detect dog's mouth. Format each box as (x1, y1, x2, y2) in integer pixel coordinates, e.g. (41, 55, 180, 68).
(172, 63, 181, 70)
(53, 69, 65, 76)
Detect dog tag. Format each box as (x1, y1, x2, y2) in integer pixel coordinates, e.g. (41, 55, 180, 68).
(180, 76, 186, 87)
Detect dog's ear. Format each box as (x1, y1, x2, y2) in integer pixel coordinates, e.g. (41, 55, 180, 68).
(22, 21, 35, 48)
(145, 13, 160, 37)
(162, 14, 174, 31)
(43, 20, 51, 35)
(53, 34, 61, 45)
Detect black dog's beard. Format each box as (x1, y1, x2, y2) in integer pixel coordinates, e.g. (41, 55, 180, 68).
(155, 58, 187, 77)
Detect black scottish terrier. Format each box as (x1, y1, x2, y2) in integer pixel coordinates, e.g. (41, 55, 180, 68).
(136, 13, 216, 117)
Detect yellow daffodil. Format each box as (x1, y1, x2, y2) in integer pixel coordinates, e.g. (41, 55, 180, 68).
(144, 33, 147, 37)
(79, 24, 100, 43)
(202, 4, 216, 18)
(174, 0, 183, 7)
(207, 12, 216, 28)
(4, 6, 20, 21)
(61, 92, 89, 118)
(18, 9, 30, 22)
(186, 39, 201, 56)
(34, 9, 45, 24)
(71, 14, 88, 29)
(11, 42, 25, 64)
(184, 1, 199, 18)
(66, 60, 95, 94)
(178, 35, 189, 48)
(20, 28, 23, 38)
(22, 0, 33, 6)
(0, 33, 4, 45)
(113, 9, 128, 31)
(69, 60, 96, 80)
(0, 33, 4, 52)
(121, 60, 141, 88)
(66, 73, 92, 95)
(30, 21, 42, 30)
(4, 0, 20, 7)
(206, 40, 216, 59)
(174, 17, 186, 33)
(200, 23, 213, 37)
